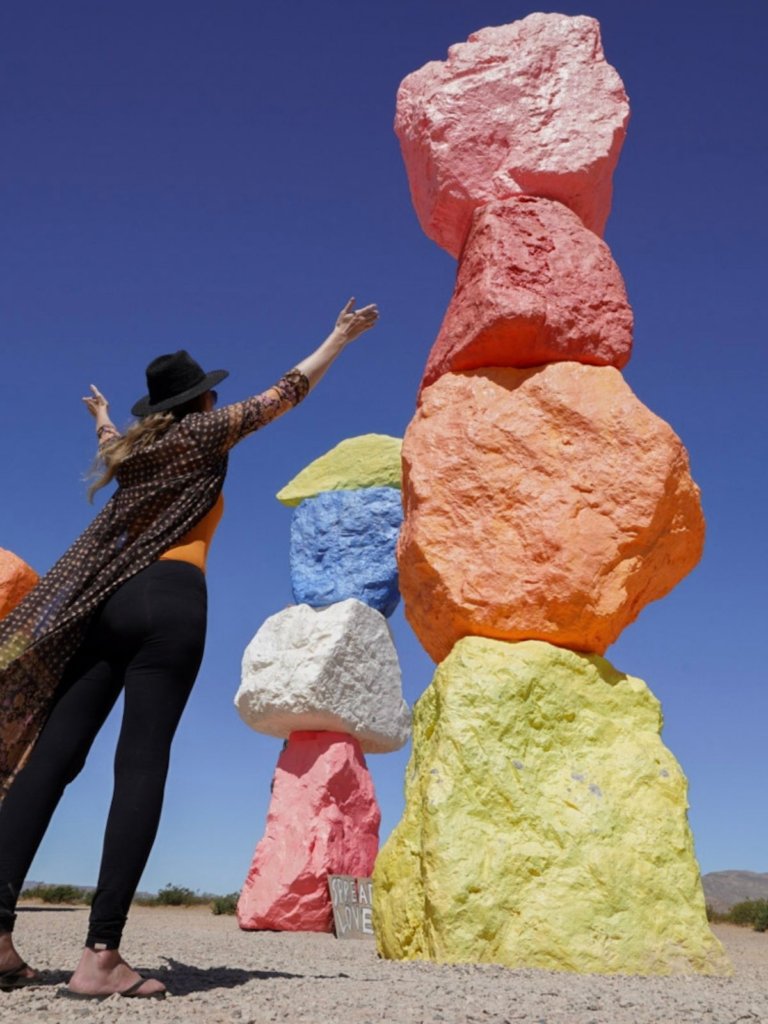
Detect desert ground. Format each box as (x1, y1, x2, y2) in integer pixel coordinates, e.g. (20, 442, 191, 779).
(0, 903, 766, 1023)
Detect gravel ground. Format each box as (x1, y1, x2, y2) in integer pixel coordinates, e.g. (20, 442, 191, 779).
(1, 904, 766, 1023)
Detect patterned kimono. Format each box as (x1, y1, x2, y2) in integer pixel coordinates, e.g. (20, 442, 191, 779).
(0, 369, 309, 800)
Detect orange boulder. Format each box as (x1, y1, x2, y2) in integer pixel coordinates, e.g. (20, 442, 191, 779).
(0, 549, 38, 619)
(398, 365, 704, 661)
(420, 197, 633, 393)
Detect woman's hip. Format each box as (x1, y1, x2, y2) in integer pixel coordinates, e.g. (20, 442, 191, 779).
(93, 561, 208, 659)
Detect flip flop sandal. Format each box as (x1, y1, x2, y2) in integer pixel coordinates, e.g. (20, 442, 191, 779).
(0, 962, 40, 991)
(118, 977, 167, 1000)
(58, 977, 166, 1001)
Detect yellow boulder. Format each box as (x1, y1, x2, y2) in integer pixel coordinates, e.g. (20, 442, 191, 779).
(373, 638, 729, 975)
(276, 434, 402, 506)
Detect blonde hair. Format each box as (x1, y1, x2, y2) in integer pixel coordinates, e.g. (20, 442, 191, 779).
(87, 413, 175, 502)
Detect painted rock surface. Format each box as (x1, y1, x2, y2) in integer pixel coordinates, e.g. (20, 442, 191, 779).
(277, 434, 402, 507)
(399, 365, 705, 661)
(235, 599, 410, 753)
(374, 637, 730, 974)
(238, 730, 380, 932)
(0, 549, 38, 620)
(396, 13, 629, 257)
(420, 197, 632, 391)
(290, 487, 402, 617)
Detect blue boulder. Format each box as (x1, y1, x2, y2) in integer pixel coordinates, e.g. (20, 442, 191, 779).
(289, 487, 403, 617)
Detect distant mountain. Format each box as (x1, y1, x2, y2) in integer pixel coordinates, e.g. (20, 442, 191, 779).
(702, 871, 768, 912)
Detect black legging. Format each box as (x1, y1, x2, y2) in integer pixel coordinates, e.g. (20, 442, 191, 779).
(0, 559, 207, 949)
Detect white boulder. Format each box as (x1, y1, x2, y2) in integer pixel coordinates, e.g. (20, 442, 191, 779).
(235, 599, 411, 754)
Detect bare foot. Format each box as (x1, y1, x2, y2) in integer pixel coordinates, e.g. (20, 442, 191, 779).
(0, 932, 38, 983)
(67, 947, 165, 998)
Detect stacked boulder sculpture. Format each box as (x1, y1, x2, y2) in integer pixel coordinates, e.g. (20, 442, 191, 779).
(0, 549, 38, 622)
(374, 14, 728, 975)
(235, 435, 410, 932)
(0, 548, 39, 682)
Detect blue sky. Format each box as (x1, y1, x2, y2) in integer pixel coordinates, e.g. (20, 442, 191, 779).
(1, 0, 765, 896)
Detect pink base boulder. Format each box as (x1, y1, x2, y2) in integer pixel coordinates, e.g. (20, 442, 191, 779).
(237, 730, 381, 932)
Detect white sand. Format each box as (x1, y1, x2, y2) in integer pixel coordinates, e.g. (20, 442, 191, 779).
(1, 904, 766, 1023)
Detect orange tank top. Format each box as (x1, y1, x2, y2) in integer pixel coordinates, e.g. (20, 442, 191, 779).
(159, 492, 224, 573)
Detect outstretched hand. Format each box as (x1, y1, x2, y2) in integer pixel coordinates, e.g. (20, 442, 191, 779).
(333, 297, 379, 344)
(293, 298, 380, 390)
(82, 384, 109, 418)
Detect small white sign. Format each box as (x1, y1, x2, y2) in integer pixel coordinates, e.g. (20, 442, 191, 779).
(328, 875, 375, 939)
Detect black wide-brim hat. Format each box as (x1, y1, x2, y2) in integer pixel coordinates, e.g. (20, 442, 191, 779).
(131, 350, 229, 416)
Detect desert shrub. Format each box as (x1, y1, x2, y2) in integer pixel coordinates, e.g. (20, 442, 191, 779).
(22, 884, 89, 904)
(727, 899, 768, 928)
(154, 883, 205, 906)
(21, 884, 51, 902)
(752, 905, 768, 933)
(705, 903, 728, 923)
(211, 893, 238, 916)
(132, 892, 159, 906)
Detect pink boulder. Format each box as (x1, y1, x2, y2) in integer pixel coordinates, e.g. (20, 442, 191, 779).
(237, 731, 380, 932)
(398, 365, 705, 662)
(0, 549, 38, 619)
(396, 13, 630, 257)
(420, 197, 633, 392)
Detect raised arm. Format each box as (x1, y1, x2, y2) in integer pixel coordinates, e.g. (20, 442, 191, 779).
(187, 299, 379, 453)
(83, 384, 121, 452)
(294, 298, 378, 388)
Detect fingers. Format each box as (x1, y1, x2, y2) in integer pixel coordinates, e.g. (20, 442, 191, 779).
(341, 299, 380, 316)
(82, 384, 107, 415)
(337, 298, 379, 339)
(351, 305, 379, 322)
(357, 307, 378, 327)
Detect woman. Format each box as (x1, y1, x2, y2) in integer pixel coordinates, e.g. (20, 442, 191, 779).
(0, 298, 377, 999)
